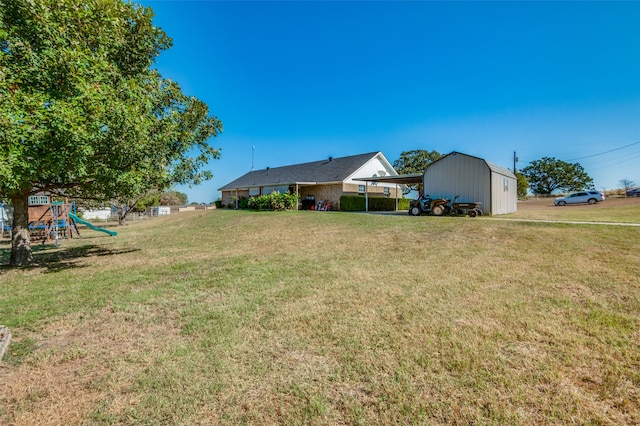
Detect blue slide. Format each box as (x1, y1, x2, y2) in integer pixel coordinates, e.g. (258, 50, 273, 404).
(69, 213, 117, 236)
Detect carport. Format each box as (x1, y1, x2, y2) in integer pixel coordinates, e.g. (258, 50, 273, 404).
(354, 173, 423, 212)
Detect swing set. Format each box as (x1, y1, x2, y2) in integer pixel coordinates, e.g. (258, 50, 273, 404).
(1, 195, 117, 245)
(26, 195, 79, 244)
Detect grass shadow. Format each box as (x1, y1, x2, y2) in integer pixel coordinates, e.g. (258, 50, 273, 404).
(0, 243, 139, 273)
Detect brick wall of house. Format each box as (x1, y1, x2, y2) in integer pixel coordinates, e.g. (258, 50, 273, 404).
(223, 183, 403, 210)
(299, 184, 343, 209)
(343, 183, 403, 198)
(300, 183, 402, 210)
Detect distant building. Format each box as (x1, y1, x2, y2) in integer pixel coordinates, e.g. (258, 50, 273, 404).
(153, 206, 171, 216)
(79, 208, 115, 221)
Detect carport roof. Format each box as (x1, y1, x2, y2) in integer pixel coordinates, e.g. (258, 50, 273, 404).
(353, 173, 424, 185)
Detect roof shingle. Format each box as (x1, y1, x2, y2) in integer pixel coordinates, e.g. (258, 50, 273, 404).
(218, 152, 382, 190)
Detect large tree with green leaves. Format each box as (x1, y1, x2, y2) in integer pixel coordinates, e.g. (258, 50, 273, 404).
(521, 157, 593, 195)
(515, 172, 528, 198)
(392, 149, 442, 194)
(112, 189, 188, 224)
(0, 0, 222, 265)
(161, 190, 188, 206)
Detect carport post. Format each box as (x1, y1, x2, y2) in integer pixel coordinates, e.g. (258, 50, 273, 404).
(395, 184, 399, 211)
(365, 182, 369, 212)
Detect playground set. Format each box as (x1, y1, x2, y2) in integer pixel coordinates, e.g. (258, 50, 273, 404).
(0, 195, 116, 244)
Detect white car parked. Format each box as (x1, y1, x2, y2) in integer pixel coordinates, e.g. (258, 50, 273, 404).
(554, 191, 605, 206)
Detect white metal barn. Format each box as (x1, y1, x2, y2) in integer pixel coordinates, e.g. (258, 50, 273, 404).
(423, 152, 517, 215)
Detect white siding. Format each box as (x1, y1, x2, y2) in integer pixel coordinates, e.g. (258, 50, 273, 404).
(422, 152, 517, 215)
(346, 155, 398, 189)
(80, 209, 114, 220)
(490, 172, 518, 215)
(423, 154, 491, 213)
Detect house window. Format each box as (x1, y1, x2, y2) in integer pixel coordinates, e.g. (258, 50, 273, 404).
(358, 185, 365, 195)
(504, 178, 509, 192)
(384, 187, 390, 197)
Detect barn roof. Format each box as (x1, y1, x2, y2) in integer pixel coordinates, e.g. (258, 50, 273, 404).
(218, 152, 388, 190)
(485, 161, 516, 178)
(429, 152, 516, 178)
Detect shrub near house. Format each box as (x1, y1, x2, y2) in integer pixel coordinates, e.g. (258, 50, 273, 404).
(248, 192, 299, 211)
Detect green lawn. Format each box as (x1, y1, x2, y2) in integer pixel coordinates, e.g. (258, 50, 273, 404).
(1, 209, 639, 424)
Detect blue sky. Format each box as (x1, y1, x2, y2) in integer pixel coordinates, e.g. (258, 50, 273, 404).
(140, 0, 640, 202)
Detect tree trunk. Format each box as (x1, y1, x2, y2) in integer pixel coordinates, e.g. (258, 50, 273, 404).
(9, 195, 33, 266)
(117, 197, 142, 226)
(118, 205, 128, 226)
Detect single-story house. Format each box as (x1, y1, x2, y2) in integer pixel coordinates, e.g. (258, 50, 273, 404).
(218, 152, 405, 210)
(422, 152, 517, 215)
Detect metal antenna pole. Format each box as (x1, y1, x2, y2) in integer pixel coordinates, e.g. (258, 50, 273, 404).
(251, 146, 255, 171)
